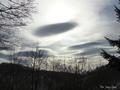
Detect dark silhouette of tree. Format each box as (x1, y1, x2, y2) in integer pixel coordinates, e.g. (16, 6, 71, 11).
(0, 0, 35, 50)
(0, 1, 36, 90)
(101, 0, 120, 70)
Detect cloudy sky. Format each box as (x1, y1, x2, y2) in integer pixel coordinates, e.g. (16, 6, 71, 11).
(18, 0, 120, 62)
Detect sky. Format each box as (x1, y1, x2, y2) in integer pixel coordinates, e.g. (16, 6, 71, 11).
(1, 0, 120, 64)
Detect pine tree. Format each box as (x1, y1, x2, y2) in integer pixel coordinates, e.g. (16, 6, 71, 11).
(101, 38, 120, 69)
(101, 0, 120, 70)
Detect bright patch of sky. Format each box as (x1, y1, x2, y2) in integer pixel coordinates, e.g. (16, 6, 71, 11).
(19, 0, 119, 62)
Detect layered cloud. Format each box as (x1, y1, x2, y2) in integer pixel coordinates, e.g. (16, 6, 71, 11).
(68, 40, 108, 50)
(14, 49, 53, 57)
(0, 49, 54, 63)
(34, 22, 78, 37)
(15, 0, 120, 62)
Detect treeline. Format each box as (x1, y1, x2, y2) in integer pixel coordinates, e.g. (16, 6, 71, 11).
(1, 62, 120, 90)
(0, 63, 85, 90)
(9, 50, 104, 74)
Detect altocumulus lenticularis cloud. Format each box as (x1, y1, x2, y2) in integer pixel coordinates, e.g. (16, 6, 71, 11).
(34, 22, 78, 37)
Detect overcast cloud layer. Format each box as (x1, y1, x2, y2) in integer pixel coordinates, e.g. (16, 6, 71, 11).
(18, 0, 120, 61)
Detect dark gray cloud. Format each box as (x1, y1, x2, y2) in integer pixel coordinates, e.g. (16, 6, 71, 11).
(0, 53, 8, 59)
(68, 39, 116, 58)
(68, 40, 108, 50)
(14, 49, 52, 58)
(73, 47, 116, 58)
(34, 22, 78, 37)
(0, 49, 53, 61)
(81, 48, 114, 56)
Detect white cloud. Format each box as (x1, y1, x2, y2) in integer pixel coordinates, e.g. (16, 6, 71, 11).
(21, 0, 119, 61)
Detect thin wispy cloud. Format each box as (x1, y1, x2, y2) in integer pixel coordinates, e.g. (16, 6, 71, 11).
(14, 49, 52, 57)
(68, 40, 108, 50)
(7, 0, 120, 62)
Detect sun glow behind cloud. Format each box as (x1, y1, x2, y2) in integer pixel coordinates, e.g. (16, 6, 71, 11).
(45, 2, 77, 23)
(21, 0, 119, 62)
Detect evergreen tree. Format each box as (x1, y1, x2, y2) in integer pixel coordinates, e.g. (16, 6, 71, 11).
(101, 0, 120, 70)
(101, 38, 120, 69)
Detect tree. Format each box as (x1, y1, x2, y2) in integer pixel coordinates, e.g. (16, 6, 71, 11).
(101, 38, 120, 70)
(101, 0, 120, 70)
(0, 0, 35, 50)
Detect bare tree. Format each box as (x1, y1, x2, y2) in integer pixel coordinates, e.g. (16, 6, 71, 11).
(0, 0, 35, 50)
